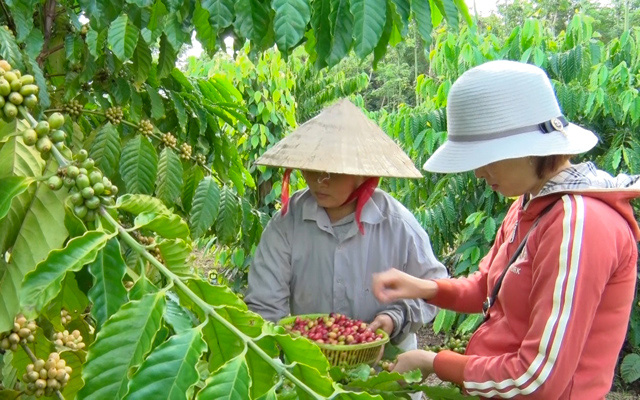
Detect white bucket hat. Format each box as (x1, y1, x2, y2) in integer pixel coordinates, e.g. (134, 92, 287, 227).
(423, 60, 599, 173)
(255, 98, 422, 178)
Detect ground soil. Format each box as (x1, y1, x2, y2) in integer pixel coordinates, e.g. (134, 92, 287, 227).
(414, 325, 640, 399)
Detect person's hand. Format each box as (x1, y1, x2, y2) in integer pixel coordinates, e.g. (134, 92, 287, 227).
(368, 313, 394, 336)
(390, 349, 436, 378)
(372, 269, 435, 303)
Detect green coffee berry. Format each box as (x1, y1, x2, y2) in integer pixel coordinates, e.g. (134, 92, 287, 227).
(36, 137, 52, 153)
(50, 130, 66, 143)
(73, 205, 87, 219)
(66, 165, 79, 179)
(35, 121, 49, 137)
(85, 196, 100, 210)
(76, 149, 88, 162)
(81, 187, 94, 199)
(89, 170, 102, 185)
(48, 112, 65, 129)
(47, 176, 63, 191)
(75, 174, 90, 189)
(22, 129, 37, 146)
(69, 192, 83, 206)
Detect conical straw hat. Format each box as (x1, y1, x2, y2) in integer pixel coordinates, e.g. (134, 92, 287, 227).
(255, 99, 422, 178)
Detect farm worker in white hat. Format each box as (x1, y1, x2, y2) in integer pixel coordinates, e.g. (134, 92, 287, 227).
(245, 98, 448, 352)
(373, 60, 640, 399)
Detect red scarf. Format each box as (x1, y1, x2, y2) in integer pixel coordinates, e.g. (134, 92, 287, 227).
(280, 169, 379, 235)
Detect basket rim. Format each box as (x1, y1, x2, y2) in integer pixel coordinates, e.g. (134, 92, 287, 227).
(278, 313, 390, 351)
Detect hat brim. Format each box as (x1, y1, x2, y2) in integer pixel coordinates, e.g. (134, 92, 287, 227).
(423, 123, 598, 173)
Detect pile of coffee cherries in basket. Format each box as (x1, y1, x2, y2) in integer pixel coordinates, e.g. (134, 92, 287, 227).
(285, 313, 385, 345)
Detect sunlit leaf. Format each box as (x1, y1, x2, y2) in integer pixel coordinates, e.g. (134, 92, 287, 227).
(20, 231, 111, 318)
(78, 292, 166, 400)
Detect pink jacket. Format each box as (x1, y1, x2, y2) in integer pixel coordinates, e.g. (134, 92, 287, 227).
(430, 164, 640, 399)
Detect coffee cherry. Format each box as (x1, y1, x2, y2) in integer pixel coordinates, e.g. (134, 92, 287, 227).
(75, 149, 88, 162)
(0, 59, 11, 72)
(69, 192, 83, 206)
(34, 121, 49, 137)
(3, 102, 17, 119)
(85, 196, 100, 210)
(48, 112, 65, 129)
(81, 187, 94, 199)
(73, 205, 87, 219)
(23, 94, 38, 109)
(22, 128, 37, 145)
(81, 158, 95, 170)
(20, 74, 34, 85)
(47, 176, 63, 191)
(36, 137, 52, 153)
(89, 170, 103, 185)
(75, 174, 90, 189)
(8, 92, 23, 105)
(66, 165, 80, 179)
(50, 129, 66, 143)
(195, 154, 206, 165)
(92, 182, 105, 195)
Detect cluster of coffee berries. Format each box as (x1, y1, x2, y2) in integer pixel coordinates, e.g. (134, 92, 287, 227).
(22, 352, 72, 397)
(131, 230, 155, 246)
(105, 106, 123, 124)
(195, 154, 206, 165)
(285, 313, 384, 345)
(179, 143, 192, 160)
(162, 132, 177, 147)
(0, 60, 39, 120)
(47, 149, 118, 222)
(0, 314, 36, 351)
(427, 332, 472, 354)
(20, 112, 68, 163)
(131, 231, 163, 262)
(60, 309, 71, 325)
(21, 113, 69, 162)
(62, 99, 83, 117)
(52, 329, 85, 351)
(138, 119, 154, 136)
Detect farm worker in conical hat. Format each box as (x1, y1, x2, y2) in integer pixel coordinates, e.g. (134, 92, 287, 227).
(245, 98, 448, 352)
(372, 60, 640, 398)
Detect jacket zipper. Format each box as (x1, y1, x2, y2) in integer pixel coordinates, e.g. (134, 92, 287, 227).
(509, 220, 518, 243)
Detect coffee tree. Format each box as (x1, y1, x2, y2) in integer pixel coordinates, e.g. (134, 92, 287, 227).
(0, 0, 475, 399)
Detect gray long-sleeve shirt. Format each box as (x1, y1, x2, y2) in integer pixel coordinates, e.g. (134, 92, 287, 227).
(245, 188, 448, 345)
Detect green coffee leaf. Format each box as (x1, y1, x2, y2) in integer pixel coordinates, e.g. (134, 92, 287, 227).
(0, 176, 32, 220)
(78, 292, 166, 400)
(108, 14, 140, 61)
(124, 327, 207, 400)
(20, 231, 111, 317)
(197, 354, 250, 400)
(88, 238, 128, 330)
(189, 176, 220, 238)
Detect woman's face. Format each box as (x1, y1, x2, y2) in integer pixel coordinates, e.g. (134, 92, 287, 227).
(474, 157, 545, 197)
(301, 170, 365, 213)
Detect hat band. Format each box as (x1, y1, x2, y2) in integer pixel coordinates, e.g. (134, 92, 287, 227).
(448, 116, 568, 143)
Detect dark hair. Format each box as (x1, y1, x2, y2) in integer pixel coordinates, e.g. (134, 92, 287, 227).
(533, 155, 572, 179)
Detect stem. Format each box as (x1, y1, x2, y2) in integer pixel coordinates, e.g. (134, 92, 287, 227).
(20, 343, 66, 400)
(100, 210, 325, 400)
(0, 1, 16, 32)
